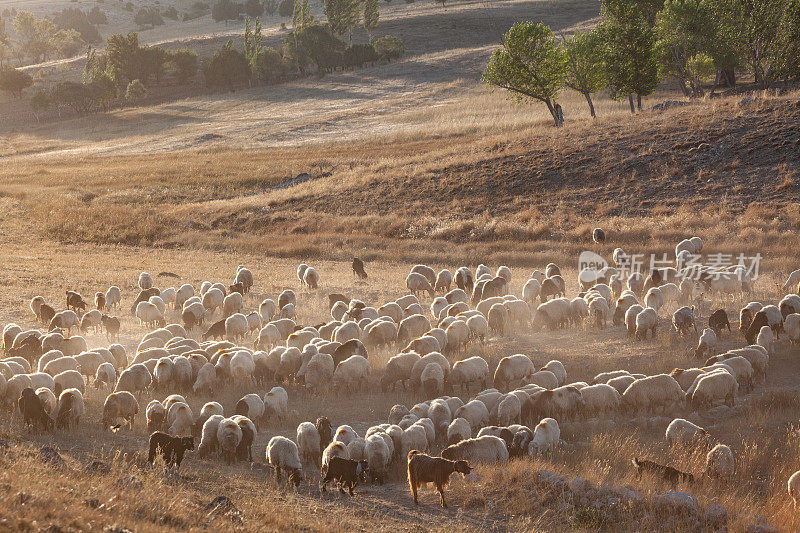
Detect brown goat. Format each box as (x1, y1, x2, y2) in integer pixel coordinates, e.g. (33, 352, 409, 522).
(632, 457, 694, 488)
(101, 314, 120, 341)
(352, 258, 367, 279)
(18, 388, 53, 432)
(407, 450, 471, 508)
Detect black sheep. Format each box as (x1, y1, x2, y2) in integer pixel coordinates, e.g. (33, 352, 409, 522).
(148, 431, 194, 469)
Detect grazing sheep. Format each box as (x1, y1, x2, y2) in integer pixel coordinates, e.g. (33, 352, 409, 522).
(448, 356, 489, 393)
(420, 362, 444, 398)
(216, 418, 243, 464)
(235, 393, 265, 425)
(297, 422, 322, 466)
(621, 374, 684, 414)
(442, 435, 509, 464)
(54, 388, 84, 430)
(303, 267, 320, 289)
(529, 417, 560, 455)
(635, 307, 658, 340)
(493, 354, 535, 390)
(453, 400, 489, 432)
(454, 267, 474, 294)
(167, 402, 194, 436)
(198, 414, 224, 458)
(695, 328, 717, 359)
(332, 355, 371, 391)
(193, 363, 217, 393)
(381, 352, 421, 392)
(407, 273, 435, 298)
(672, 306, 697, 336)
(531, 298, 571, 330)
(785, 313, 800, 344)
(665, 418, 709, 448)
(102, 391, 139, 430)
(148, 432, 194, 469)
(580, 384, 621, 417)
(323, 440, 350, 469)
(688, 370, 738, 409)
(705, 444, 735, 480)
(446, 417, 471, 445)
(757, 325, 774, 355)
(264, 386, 289, 420)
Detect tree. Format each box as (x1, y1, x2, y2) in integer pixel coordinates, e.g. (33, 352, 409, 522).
(203, 42, 251, 90)
(13, 11, 56, 62)
(135, 7, 165, 27)
(169, 49, 199, 83)
(212, 0, 241, 23)
(0, 42, 9, 68)
(253, 46, 289, 82)
(245, 0, 265, 17)
(287, 23, 347, 72)
(293, 0, 313, 28)
(51, 81, 95, 113)
(560, 29, 606, 118)
(324, 0, 361, 42)
(52, 29, 85, 58)
(125, 79, 147, 103)
(483, 22, 567, 126)
(30, 88, 50, 122)
(88, 74, 118, 110)
(264, 0, 279, 15)
(88, 6, 109, 25)
(655, 0, 716, 96)
(372, 35, 403, 61)
(600, 0, 660, 112)
(0, 66, 33, 97)
(52, 7, 102, 44)
(363, 0, 379, 36)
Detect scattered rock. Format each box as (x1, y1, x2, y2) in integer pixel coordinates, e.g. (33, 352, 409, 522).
(652, 100, 691, 112)
(569, 477, 593, 495)
(196, 133, 221, 142)
(705, 503, 728, 526)
(203, 496, 243, 524)
(39, 446, 65, 468)
(655, 490, 699, 513)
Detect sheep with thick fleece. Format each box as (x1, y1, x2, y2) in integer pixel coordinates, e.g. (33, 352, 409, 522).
(216, 418, 242, 463)
(529, 418, 560, 455)
(365, 434, 391, 483)
(541, 360, 566, 386)
(786, 313, 800, 344)
(526, 370, 558, 390)
(410, 353, 450, 389)
(666, 418, 709, 447)
(407, 273, 435, 297)
(427, 399, 452, 441)
(102, 391, 139, 430)
(136, 302, 164, 328)
(334, 424, 358, 447)
(168, 402, 194, 436)
(230, 350, 255, 381)
(400, 424, 429, 458)
(531, 298, 571, 330)
(454, 399, 490, 431)
(782, 270, 800, 292)
(398, 314, 431, 345)
(688, 370, 738, 409)
(588, 297, 610, 328)
(493, 354, 535, 390)
(635, 307, 658, 340)
(267, 436, 304, 486)
(54, 388, 84, 429)
(381, 352, 420, 392)
(198, 414, 224, 457)
(644, 288, 664, 313)
(263, 386, 288, 420)
(580, 384, 621, 417)
(522, 279, 541, 306)
(447, 417, 471, 445)
(332, 355, 371, 391)
(607, 375, 636, 394)
(717, 355, 754, 391)
(43, 356, 78, 377)
(706, 444, 735, 480)
(442, 435, 509, 464)
(757, 325, 774, 355)
(497, 393, 521, 426)
(622, 374, 684, 414)
(420, 362, 444, 397)
(444, 320, 469, 354)
(695, 328, 717, 359)
(448, 356, 489, 393)
(725, 346, 769, 380)
(297, 421, 322, 466)
(95, 362, 116, 389)
(53, 370, 85, 395)
(405, 335, 440, 356)
(303, 352, 334, 391)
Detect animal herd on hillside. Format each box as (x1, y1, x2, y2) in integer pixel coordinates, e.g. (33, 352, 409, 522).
(4, 231, 800, 511)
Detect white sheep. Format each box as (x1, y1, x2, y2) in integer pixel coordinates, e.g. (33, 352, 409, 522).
(236, 393, 265, 424)
(442, 435, 508, 464)
(407, 273, 434, 298)
(36, 387, 57, 414)
(522, 279, 541, 305)
(487, 303, 508, 335)
(635, 307, 658, 339)
(105, 286, 122, 310)
(448, 356, 489, 393)
(168, 402, 194, 436)
(644, 288, 664, 313)
(400, 424, 429, 457)
(444, 320, 469, 354)
(136, 302, 164, 328)
(435, 269, 453, 292)
(497, 393, 521, 426)
(588, 297, 610, 328)
(332, 355, 371, 391)
(695, 328, 717, 359)
(446, 417, 471, 445)
(526, 370, 558, 390)
(198, 414, 224, 458)
(303, 267, 320, 289)
(304, 352, 334, 391)
(217, 418, 243, 463)
(624, 304, 644, 335)
(427, 398, 452, 442)
(347, 437, 367, 461)
(365, 434, 391, 483)
(146, 400, 166, 432)
(101, 391, 139, 430)
(705, 443, 735, 480)
(688, 370, 738, 409)
(202, 288, 225, 317)
(94, 362, 116, 390)
(529, 417, 560, 455)
(322, 441, 350, 468)
(666, 418, 709, 447)
(453, 399, 489, 431)
(264, 386, 289, 420)
(580, 384, 621, 417)
(154, 358, 174, 389)
(621, 374, 684, 414)
(54, 388, 84, 429)
(138, 272, 153, 290)
(398, 314, 431, 344)
(297, 421, 321, 466)
(493, 354, 534, 390)
(531, 298, 571, 330)
(193, 362, 216, 393)
(54, 369, 85, 395)
(756, 325, 774, 355)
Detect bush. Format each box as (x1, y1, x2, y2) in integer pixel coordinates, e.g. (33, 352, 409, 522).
(135, 7, 164, 27)
(203, 45, 250, 90)
(264, 0, 279, 14)
(283, 23, 346, 73)
(51, 81, 95, 113)
(125, 79, 147, 101)
(87, 6, 108, 25)
(51, 7, 102, 43)
(343, 43, 378, 68)
(163, 6, 179, 20)
(212, 0, 241, 22)
(253, 47, 290, 83)
(169, 49, 199, 83)
(0, 67, 34, 98)
(244, 0, 265, 17)
(372, 35, 404, 61)
(278, 0, 294, 17)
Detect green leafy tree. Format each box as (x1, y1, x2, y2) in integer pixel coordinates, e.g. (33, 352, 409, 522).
(52, 7, 101, 43)
(88, 74, 118, 110)
(88, 6, 109, 25)
(560, 29, 606, 118)
(372, 34, 403, 61)
(712, 0, 797, 88)
(0, 66, 33, 97)
(363, 0, 379, 36)
(125, 79, 147, 103)
(13, 11, 56, 62)
(292, 0, 302, 27)
(245, 0, 265, 17)
(105, 32, 142, 85)
(30, 88, 50, 122)
(168, 49, 199, 83)
(203, 42, 251, 90)
(600, 0, 660, 112)
(51, 81, 95, 113)
(325, 0, 361, 42)
(52, 29, 85, 58)
(655, 0, 716, 96)
(252, 46, 289, 82)
(482, 22, 567, 126)
(212, 0, 241, 23)
(283, 23, 346, 73)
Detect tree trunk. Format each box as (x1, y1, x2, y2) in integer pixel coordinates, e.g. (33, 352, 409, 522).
(722, 68, 736, 87)
(636, 94, 642, 110)
(583, 92, 596, 119)
(628, 94, 635, 114)
(679, 79, 689, 97)
(544, 99, 561, 127)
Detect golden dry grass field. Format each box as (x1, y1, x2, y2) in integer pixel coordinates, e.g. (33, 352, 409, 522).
(0, 0, 800, 531)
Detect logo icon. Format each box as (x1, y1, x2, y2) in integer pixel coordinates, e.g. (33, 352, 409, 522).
(578, 251, 608, 285)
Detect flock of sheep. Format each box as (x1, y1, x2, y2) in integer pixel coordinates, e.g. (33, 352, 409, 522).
(4, 237, 800, 512)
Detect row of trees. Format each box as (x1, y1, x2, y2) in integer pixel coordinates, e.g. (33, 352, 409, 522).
(0, 9, 100, 65)
(203, 16, 402, 91)
(484, 0, 800, 125)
